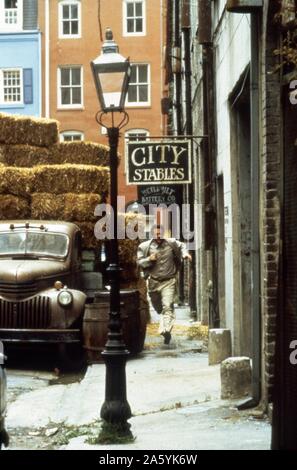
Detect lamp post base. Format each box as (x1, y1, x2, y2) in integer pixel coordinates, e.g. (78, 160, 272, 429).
(98, 421, 134, 444)
(99, 349, 133, 442)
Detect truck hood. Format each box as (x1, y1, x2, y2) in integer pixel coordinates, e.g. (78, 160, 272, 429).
(0, 259, 68, 283)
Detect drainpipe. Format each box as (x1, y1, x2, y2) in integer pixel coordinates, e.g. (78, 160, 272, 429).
(198, 0, 219, 327)
(175, 0, 182, 135)
(174, 0, 185, 303)
(181, 0, 196, 315)
(249, 12, 261, 407)
(45, 0, 50, 118)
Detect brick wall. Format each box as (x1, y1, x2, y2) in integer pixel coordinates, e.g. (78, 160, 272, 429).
(260, 1, 282, 403)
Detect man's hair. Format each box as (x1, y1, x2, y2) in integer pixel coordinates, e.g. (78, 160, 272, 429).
(151, 224, 165, 238)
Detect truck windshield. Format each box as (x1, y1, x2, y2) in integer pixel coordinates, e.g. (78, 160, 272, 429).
(0, 232, 69, 258)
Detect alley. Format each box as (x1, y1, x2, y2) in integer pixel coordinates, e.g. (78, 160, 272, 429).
(4, 309, 271, 451)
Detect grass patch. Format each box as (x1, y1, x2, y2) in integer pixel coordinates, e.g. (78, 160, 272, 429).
(87, 422, 136, 445)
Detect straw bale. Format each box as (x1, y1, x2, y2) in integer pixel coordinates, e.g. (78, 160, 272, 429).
(53, 142, 110, 166)
(3, 144, 53, 167)
(31, 194, 65, 220)
(64, 194, 102, 222)
(118, 238, 139, 268)
(31, 193, 103, 222)
(0, 195, 30, 219)
(73, 221, 100, 249)
(0, 145, 5, 164)
(33, 164, 109, 195)
(0, 112, 59, 147)
(0, 167, 33, 197)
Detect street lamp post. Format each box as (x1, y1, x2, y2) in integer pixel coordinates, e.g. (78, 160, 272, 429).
(91, 29, 132, 439)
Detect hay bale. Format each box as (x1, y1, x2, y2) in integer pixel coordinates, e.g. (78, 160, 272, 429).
(118, 239, 139, 269)
(53, 142, 110, 166)
(64, 194, 102, 222)
(0, 195, 30, 219)
(0, 167, 33, 197)
(74, 221, 100, 249)
(0, 112, 59, 147)
(3, 144, 53, 167)
(31, 194, 65, 220)
(0, 145, 5, 164)
(31, 193, 103, 222)
(33, 164, 109, 195)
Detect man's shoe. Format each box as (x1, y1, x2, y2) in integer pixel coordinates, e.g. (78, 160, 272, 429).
(163, 331, 171, 345)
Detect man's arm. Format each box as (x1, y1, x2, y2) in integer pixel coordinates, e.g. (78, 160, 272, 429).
(174, 239, 192, 261)
(137, 243, 154, 269)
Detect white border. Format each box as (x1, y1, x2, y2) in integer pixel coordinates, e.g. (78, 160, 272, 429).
(122, 0, 146, 37)
(58, 0, 81, 39)
(126, 139, 192, 186)
(126, 63, 150, 107)
(57, 65, 83, 109)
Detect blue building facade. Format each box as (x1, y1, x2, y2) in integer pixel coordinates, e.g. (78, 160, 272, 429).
(0, 0, 41, 117)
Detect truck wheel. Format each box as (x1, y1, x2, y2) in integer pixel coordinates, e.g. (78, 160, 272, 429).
(58, 343, 86, 372)
(0, 429, 9, 449)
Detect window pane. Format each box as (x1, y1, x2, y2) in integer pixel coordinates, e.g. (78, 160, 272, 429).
(71, 68, 81, 85)
(62, 5, 70, 19)
(138, 65, 148, 83)
(130, 65, 137, 83)
(127, 19, 134, 33)
(61, 68, 70, 86)
(128, 85, 137, 102)
(73, 134, 82, 141)
(71, 5, 78, 19)
(135, 2, 142, 16)
(61, 88, 71, 105)
(139, 85, 148, 102)
(72, 87, 81, 104)
(5, 0, 18, 8)
(135, 18, 143, 32)
(127, 2, 134, 17)
(71, 20, 78, 35)
(63, 135, 72, 142)
(63, 21, 70, 35)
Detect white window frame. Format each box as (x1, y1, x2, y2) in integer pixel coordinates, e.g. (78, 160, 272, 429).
(58, 0, 81, 39)
(0, 68, 23, 105)
(60, 130, 84, 142)
(0, 0, 23, 31)
(126, 63, 150, 107)
(123, 0, 146, 37)
(125, 128, 149, 173)
(57, 66, 83, 109)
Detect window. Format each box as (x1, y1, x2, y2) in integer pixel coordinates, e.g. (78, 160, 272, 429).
(123, 0, 145, 36)
(58, 66, 83, 108)
(0, 68, 23, 105)
(60, 131, 84, 142)
(59, 0, 81, 38)
(127, 64, 150, 106)
(0, 0, 23, 30)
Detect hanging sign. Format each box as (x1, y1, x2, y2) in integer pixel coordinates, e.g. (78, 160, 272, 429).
(137, 184, 179, 207)
(126, 140, 191, 185)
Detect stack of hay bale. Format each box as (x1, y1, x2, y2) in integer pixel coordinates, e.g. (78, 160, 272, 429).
(0, 112, 109, 250)
(0, 113, 148, 308)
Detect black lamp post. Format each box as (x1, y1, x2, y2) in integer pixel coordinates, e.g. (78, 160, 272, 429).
(91, 29, 132, 439)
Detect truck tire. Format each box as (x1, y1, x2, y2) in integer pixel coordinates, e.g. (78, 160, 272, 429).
(58, 343, 86, 372)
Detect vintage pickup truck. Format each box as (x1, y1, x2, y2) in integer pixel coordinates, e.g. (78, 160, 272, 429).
(0, 221, 87, 364)
(0, 352, 9, 450)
